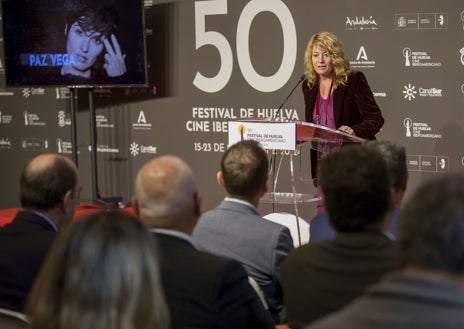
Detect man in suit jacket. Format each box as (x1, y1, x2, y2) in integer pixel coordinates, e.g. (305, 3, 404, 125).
(132, 155, 274, 329)
(192, 140, 294, 324)
(306, 173, 464, 329)
(282, 145, 396, 328)
(0, 153, 81, 312)
(309, 140, 408, 241)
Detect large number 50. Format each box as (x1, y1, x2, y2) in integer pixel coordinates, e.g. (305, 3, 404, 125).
(193, 0, 297, 93)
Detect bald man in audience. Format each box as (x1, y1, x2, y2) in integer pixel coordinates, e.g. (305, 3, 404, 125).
(0, 153, 81, 312)
(132, 155, 274, 329)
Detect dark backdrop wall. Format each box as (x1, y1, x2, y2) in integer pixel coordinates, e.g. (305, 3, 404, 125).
(0, 0, 463, 222)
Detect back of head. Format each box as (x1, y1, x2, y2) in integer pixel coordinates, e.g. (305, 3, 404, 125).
(221, 140, 269, 200)
(396, 174, 464, 274)
(364, 140, 407, 191)
(319, 144, 390, 232)
(20, 154, 77, 211)
(133, 156, 199, 230)
(26, 211, 169, 329)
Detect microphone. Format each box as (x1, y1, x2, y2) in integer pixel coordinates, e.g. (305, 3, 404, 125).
(274, 74, 306, 120)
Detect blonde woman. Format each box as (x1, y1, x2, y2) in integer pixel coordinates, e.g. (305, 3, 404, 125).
(302, 31, 384, 212)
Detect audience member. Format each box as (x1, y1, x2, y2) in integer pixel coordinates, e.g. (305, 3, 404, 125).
(132, 155, 274, 329)
(306, 173, 464, 329)
(26, 211, 169, 329)
(193, 140, 294, 324)
(281, 144, 396, 328)
(310, 140, 407, 241)
(0, 153, 81, 312)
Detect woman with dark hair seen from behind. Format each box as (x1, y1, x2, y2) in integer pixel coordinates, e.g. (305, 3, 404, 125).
(26, 211, 169, 329)
(302, 31, 384, 213)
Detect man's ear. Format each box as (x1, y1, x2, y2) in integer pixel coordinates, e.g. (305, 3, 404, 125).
(131, 196, 140, 218)
(194, 192, 202, 217)
(217, 171, 225, 188)
(61, 189, 74, 216)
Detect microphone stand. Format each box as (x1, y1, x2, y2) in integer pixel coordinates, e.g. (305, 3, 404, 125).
(270, 74, 306, 212)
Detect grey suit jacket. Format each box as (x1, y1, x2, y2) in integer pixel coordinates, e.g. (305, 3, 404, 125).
(193, 199, 294, 324)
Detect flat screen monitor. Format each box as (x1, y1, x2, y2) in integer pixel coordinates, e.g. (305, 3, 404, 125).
(1, 0, 147, 87)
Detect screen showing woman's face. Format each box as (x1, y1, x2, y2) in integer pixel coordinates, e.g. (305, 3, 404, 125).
(65, 22, 104, 77)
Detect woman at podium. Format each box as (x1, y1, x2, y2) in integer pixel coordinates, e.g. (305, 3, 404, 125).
(301, 31, 384, 212)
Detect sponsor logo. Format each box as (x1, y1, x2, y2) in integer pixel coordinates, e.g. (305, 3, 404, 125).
(96, 114, 114, 128)
(460, 47, 464, 66)
(0, 90, 14, 96)
(396, 12, 447, 30)
(87, 144, 119, 153)
(403, 47, 441, 67)
(56, 138, 73, 154)
(345, 16, 379, 30)
(93, 88, 112, 98)
(21, 88, 45, 98)
(0, 137, 12, 149)
(55, 87, 71, 100)
(130, 142, 157, 157)
(403, 83, 442, 101)
(407, 155, 449, 172)
(21, 138, 49, 151)
(403, 117, 442, 139)
(23, 111, 46, 126)
(461, 11, 464, 30)
(0, 111, 13, 124)
(132, 111, 153, 130)
(403, 84, 417, 101)
(144, 0, 154, 8)
(350, 46, 376, 69)
(57, 110, 71, 127)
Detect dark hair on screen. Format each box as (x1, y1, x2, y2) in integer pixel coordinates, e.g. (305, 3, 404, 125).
(65, 5, 118, 38)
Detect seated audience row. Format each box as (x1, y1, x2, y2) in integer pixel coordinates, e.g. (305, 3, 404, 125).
(1, 140, 464, 329)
